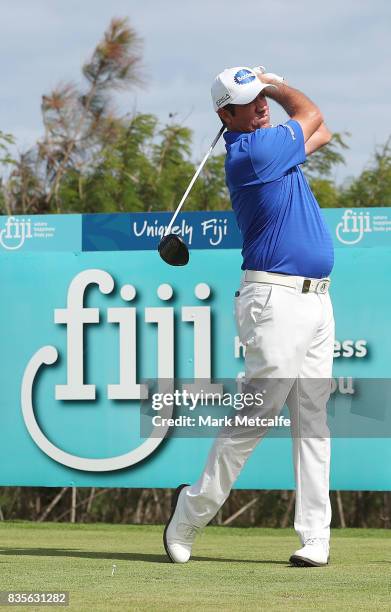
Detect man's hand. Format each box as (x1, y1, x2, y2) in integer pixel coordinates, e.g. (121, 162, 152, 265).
(252, 66, 324, 142)
(260, 80, 323, 142)
(252, 66, 285, 84)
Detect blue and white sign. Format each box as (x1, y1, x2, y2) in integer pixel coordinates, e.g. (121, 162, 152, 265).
(0, 215, 81, 252)
(330, 208, 391, 247)
(82, 208, 391, 252)
(82, 211, 240, 251)
(0, 209, 390, 490)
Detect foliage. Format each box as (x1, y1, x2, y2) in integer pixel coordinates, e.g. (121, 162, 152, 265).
(0, 487, 389, 528)
(304, 132, 350, 181)
(339, 138, 391, 207)
(0, 18, 231, 216)
(0, 131, 16, 214)
(307, 178, 341, 208)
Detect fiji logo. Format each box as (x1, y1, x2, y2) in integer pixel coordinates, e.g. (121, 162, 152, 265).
(234, 69, 256, 85)
(21, 269, 221, 472)
(0, 217, 32, 250)
(336, 210, 372, 245)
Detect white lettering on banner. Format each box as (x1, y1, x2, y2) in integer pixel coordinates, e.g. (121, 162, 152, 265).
(333, 339, 368, 358)
(336, 209, 372, 244)
(107, 306, 148, 400)
(51, 273, 217, 399)
(145, 307, 174, 379)
(0, 216, 32, 250)
(235, 337, 369, 360)
(132, 219, 193, 244)
(55, 269, 114, 400)
(201, 218, 228, 246)
(236, 372, 356, 396)
(330, 377, 355, 395)
(0, 216, 57, 250)
(132, 218, 229, 247)
(182, 306, 223, 395)
(21, 343, 173, 472)
(21, 269, 218, 471)
(234, 336, 246, 359)
(372, 215, 391, 231)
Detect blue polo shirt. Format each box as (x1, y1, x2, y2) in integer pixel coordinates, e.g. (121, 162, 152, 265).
(224, 120, 334, 278)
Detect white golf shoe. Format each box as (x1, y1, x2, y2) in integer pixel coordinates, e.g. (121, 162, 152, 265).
(289, 538, 330, 567)
(163, 484, 199, 563)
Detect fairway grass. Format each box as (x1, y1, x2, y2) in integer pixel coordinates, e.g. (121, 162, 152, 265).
(0, 523, 390, 611)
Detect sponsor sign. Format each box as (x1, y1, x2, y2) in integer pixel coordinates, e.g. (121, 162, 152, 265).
(0, 215, 81, 251)
(0, 209, 390, 489)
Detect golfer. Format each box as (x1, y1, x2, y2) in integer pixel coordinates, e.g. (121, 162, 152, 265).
(164, 66, 335, 567)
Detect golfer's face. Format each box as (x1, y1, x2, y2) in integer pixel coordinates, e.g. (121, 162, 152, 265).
(231, 94, 271, 132)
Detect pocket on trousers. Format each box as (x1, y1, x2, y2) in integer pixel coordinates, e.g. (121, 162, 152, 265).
(235, 284, 273, 346)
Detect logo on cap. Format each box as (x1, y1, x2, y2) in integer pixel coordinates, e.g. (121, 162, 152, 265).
(234, 69, 255, 85)
(216, 93, 231, 108)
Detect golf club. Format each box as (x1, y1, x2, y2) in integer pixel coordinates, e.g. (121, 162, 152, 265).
(158, 125, 225, 266)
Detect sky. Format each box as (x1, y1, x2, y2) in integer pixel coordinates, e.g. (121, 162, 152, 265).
(0, 0, 390, 185)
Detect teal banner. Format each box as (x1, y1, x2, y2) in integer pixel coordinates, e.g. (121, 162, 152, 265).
(0, 209, 390, 490)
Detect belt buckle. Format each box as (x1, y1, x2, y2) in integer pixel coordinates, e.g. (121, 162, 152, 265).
(302, 279, 311, 294)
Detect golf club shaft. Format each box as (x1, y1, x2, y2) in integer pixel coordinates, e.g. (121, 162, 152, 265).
(165, 125, 225, 234)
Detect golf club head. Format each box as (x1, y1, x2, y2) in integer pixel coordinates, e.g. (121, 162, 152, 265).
(158, 234, 189, 266)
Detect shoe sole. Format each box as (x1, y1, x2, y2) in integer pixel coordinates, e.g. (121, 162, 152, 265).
(289, 554, 330, 567)
(163, 483, 190, 563)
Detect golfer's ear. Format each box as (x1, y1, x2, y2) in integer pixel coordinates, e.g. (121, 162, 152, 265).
(217, 108, 229, 127)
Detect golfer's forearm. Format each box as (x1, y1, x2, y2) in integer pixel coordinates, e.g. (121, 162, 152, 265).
(263, 81, 323, 139)
(265, 82, 322, 122)
(305, 123, 332, 155)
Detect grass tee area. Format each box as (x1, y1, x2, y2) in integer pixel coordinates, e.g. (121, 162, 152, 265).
(0, 523, 390, 611)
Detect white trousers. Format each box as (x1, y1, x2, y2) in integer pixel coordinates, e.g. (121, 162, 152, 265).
(183, 276, 335, 543)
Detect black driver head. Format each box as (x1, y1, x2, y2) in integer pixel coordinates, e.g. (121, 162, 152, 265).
(158, 234, 189, 266)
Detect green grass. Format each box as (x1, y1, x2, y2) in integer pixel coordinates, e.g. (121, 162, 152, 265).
(0, 523, 390, 611)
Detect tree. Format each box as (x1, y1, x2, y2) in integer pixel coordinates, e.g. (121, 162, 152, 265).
(43, 17, 144, 213)
(339, 138, 391, 207)
(0, 18, 144, 215)
(151, 124, 194, 212)
(190, 154, 230, 211)
(72, 113, 158, 213)
(0, 17, 230, 216)
(0, 131, 17, 214)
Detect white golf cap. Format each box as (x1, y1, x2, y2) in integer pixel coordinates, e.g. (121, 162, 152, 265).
(211, 66, 274, 111)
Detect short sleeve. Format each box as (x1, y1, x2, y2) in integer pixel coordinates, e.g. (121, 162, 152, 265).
(249, 119, 306, 183)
